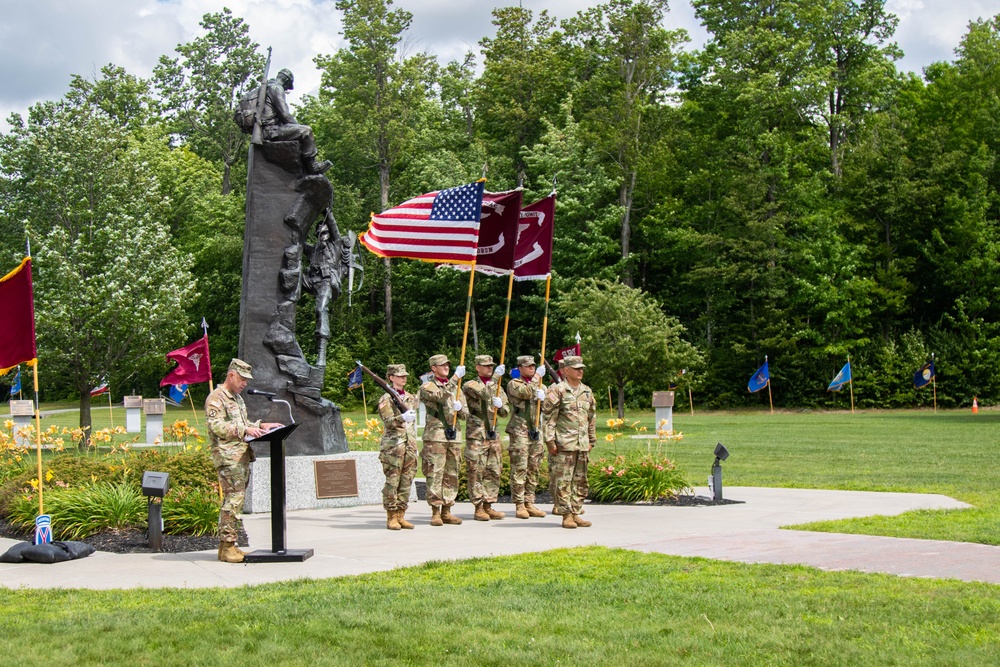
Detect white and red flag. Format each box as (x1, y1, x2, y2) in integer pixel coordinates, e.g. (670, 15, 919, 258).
(552, 343, 581, 365)
(160, 335, 212, 387)
(360, 181, 486, 264)
(513, 193, 555, 281)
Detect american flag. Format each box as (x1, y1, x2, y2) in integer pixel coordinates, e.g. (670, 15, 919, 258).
(360, 181, 486, 264)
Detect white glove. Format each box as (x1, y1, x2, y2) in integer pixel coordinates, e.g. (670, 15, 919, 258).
(452, 400, 463, 412)
(401, 410, 416, 423)
(495, 364, 506, 377)
(454, 365, 466, 378)
(536, 365, 546, 377)
(535, 389, 546, 401)
(491, 396, 503, 409)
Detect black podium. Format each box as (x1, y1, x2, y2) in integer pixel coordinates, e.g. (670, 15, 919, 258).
(242, 423, 314, 563)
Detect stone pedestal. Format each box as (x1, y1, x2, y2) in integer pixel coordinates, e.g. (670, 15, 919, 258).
(653, 391, 675, 435)
(9, 400, 34, 446)
(144, 398, 165, 444)
(124, 395, 143, 433)
(244, 450, 413, 513)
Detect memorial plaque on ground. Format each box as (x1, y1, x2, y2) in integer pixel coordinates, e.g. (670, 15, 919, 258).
(9, 400, 34, 416)
(124, 396, 143, 409)
(314, 459, 359, 499)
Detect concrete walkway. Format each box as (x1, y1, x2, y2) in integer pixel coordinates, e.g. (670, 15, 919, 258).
(2, 487, 997, 590)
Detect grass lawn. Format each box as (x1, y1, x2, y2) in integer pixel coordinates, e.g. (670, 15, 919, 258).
(1, 548, 998, 666)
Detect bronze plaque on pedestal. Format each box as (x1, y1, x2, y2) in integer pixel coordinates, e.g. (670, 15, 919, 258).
(314, 459, 359, 499)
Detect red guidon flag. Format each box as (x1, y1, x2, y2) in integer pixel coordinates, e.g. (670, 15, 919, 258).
(513, 193, 555, 281)
(0, 257, 37, 374)
(552, 343, 581, 365)
(360, 181, 486, 264)
(445, 189, 524, 276)
(160, 335, 212, 386)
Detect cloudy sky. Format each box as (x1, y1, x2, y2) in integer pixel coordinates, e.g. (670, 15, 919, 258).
(3, 0, 1000, 129)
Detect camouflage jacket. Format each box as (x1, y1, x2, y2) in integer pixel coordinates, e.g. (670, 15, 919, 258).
(505, 376, 543, 441)
(378, 390, 418, 449)
(205, 386, 261, 468)
(463, 376, 510, 441)
(542, 381, 597, 451)
(419, 376, 467, 442)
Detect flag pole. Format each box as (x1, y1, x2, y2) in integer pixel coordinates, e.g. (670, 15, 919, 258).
(187, 388, 200, 425)
(532, 274, 552, 433)
(202, 318, 214, 393)
(32, 360, 43, 515)
(848, 355, 855, 414)
(107, 379, 114, 430)
(490, 270, 516, 429)
(688, 380, 694, 416)
(453, 264, 478, 430)
(766, 355, 773, 414)
(361, 382, 368, 423)
(932, 353, 937, 412)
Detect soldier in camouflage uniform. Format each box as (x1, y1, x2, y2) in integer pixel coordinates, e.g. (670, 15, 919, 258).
(542, 355, 597, 529)
(505, 355, 548, 519)
(463, 354, 510, 521)
(205, 359, 283, 562)
(377, 364, 419, 530)
(419, 354, 468, 526)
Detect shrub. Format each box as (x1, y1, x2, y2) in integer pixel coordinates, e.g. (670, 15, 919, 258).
(162, 485, 220, 536)
(7, 482, 145, 540)
(588, 453, 689, 503)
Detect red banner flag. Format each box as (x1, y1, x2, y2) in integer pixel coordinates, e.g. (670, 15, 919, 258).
(159, 335, 212, 386)
(514, 193, 555, 281)
(360, 181, 485, 264)
(0, 258, 37, 374)
(472, 189, 523, 274)
(552, 343, 581, 365)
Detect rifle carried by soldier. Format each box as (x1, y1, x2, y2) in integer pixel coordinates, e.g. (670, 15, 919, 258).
(356, 361, 408, 414)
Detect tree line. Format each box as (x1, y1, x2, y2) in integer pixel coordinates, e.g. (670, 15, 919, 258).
(2, 0, 999, 422)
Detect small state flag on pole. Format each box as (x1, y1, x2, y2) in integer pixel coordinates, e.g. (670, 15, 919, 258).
(89, 379, 110, 397)
(827, 361, 852, 392)
(8, 367, 21, 397)
(360, 181, 486, 264)
(748, 361, 770, 393)
(346, 366, 364, 390)
(914, 361, 935, 388)
(169, 384, 189, 404)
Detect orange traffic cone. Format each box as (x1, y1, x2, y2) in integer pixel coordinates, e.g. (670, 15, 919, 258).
(972, 397, 979, 414)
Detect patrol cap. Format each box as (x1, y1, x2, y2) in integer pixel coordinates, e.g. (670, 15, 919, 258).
(557, 358, 567, 369)
(474, 354, 495, 366)
(516, 355, 536, 367)
(228, 358, 253, 379)
(429, 354, 450, 367)
(562, 355, 585, 369)
(386, 363, 408, 377)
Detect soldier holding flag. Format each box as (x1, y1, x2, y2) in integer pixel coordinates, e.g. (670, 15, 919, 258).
(419, 355, 468, 526)
(506, 355, 548, 519)
(462, 355, 510, 521)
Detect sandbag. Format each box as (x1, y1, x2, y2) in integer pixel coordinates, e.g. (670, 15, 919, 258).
(19, 542, 72, 564)
(0, 541, 34, 563)
(54, 541, 96, 559)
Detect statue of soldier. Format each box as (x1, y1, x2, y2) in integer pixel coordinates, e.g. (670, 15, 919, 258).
(462, 354, 510, 521)
(505, 355, 548, 519)
(205, 359, 283, 562)
(542, 355, 596, 529)
(419, 355, 468, 526)
(258, 68, 331, 175)
(376, 364, 419, 530)
(302, 209, 351, 366)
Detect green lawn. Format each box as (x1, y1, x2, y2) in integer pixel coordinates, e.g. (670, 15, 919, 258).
(1, 548, 998, 666)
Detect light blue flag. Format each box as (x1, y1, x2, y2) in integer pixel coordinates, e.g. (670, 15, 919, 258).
(748, 361, 770, 393)
(8, 367, 21, 396)
(828, 361, 852, 392)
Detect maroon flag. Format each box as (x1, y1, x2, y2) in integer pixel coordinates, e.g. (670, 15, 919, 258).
(552, 344, 581, 365)
(473, 189, 523, 274)
(0, 258, 37, 374)
(159, 335, 212, 386)
(513, 193, 555, 281)
(360, 181, 485, 264)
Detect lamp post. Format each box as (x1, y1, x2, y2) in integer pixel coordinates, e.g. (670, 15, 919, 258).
(710, 443, 729, 502)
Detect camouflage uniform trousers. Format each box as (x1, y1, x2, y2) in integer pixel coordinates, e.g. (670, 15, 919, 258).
(509, 436, 545, 504)
(465, 438, 503, 505)
(380, 440, 418, 511)
(551, 449, 590, 516)
(216, 454, 250, 542)
(421, 440, 462, 507)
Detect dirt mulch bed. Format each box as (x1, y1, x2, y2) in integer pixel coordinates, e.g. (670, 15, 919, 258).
(0, 518, 247, 555)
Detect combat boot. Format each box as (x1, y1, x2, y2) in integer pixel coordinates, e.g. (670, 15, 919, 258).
(572, 514, 592, 527)
(386, 510, 401, 530)
(396, 509, 414, 530)
(484, 502, 505, 519)
(430, 505, 444, 526)
(218, 541, 245, 563)
(441, 505, 463, 525)
(304, 156, 333, 174)
(561, 514, 578, 529)
(474, 503, 490, 521)
(515, 503, 530, 519)
(525, 503, 546, 517)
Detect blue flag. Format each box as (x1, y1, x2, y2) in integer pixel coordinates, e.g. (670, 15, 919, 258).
(913, 361, 935, 389)
(8, 367, 20, 396)
(347, 366, 364, 390)
(828, 361, 852, 392)
(748, 361, 770, 393)
(169, 384, 188, 404)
